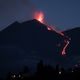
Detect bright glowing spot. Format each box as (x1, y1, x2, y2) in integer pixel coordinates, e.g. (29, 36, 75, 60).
(62, 40, 70, 55)
(19, 74, 21, 78)
(59, 71, 61, 74)
(47, 27, 52, 31)
(34, 11, 44, 23)
(47, 25, 64, 36)
(47, 27, 51, 30)
(12, 75, 16, 78)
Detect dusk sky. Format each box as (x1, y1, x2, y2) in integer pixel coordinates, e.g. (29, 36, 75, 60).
(0, 0, 80, 30)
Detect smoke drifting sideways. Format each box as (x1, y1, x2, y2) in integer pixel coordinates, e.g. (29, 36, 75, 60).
(0, 0, 37, 30)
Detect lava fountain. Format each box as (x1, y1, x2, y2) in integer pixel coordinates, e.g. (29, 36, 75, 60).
(34, 11, 44, 23)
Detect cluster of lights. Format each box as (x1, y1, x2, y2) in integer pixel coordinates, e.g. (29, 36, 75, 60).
(59, 71, 62, 75)
(11, 74, 22, 79)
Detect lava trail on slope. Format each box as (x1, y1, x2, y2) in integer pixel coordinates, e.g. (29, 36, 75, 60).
(34, 11, 70, 56)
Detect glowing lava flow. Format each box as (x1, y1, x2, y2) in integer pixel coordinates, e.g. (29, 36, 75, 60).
(47, 25, 64, 36)
(48, 25, 70, 55)
(47, 26, 71, 55)
(34, 11, 70, 56)
(47, 25, 70, 55)
(62, 40, 70, 55)
(34, 11, 44, 23)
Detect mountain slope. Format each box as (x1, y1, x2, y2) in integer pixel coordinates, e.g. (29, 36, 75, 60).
(0, 19, 65, 54)
(63, 27, 80, 55)
(0, 19, 77, 77)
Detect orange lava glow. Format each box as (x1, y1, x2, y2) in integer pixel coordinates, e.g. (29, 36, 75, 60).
(34, 11, 44, 23)
(47, 25, 70, 56)
(47, 26, 53, 31)
(47, 25, 64, 36)
(47, 27, 52, 31)
(61, 40, 70, 55)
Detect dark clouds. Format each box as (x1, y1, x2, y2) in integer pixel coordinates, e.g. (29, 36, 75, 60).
(0, 0, 36, 30)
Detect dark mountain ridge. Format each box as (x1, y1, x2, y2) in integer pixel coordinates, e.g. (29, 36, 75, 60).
(63, 27, 80, 56)
(0, 19, 65, 53)
(0, 19, 80, 77)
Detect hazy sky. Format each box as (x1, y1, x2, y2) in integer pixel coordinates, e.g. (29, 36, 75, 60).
(0, 0, 80, 30)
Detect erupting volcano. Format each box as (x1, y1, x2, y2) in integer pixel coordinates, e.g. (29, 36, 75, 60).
(34, 11, 44, 23)
(34, 11, 70, 56)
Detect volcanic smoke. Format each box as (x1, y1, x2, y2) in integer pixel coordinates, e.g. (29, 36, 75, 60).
(34, 11, 70, 56)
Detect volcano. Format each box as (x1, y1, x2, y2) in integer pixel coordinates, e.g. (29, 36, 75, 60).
(0, 19, 79, 77)
(0, 19, 66, 54)
(0, 19, 67, 77)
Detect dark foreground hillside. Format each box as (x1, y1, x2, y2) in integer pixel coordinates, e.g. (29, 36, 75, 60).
(5, 61, 80, 80)
(0, 19, 80, 79)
